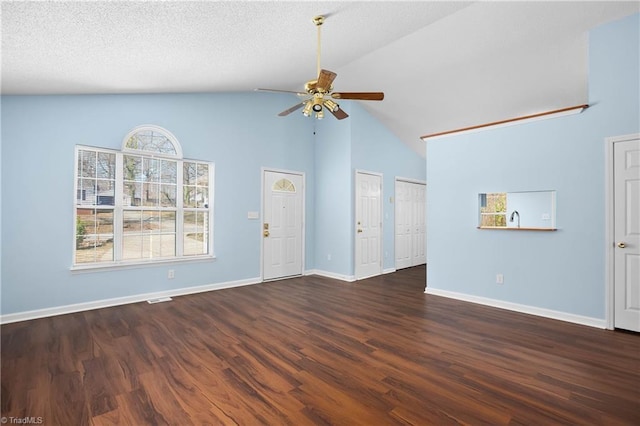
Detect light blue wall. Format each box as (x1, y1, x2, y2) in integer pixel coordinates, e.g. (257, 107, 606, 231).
(1, 91, 425, 315)
(313, 102, 427, 277)
(1, 93, 316, 314)
(314, 106, 353, 275)
(350, 103, 426, 270)
(426, 13, 639, 319)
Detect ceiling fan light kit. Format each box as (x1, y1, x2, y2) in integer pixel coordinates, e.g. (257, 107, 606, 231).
(255, 15, 384, 120)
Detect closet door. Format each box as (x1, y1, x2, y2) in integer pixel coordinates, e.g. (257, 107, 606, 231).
(411, 183, 426, 266)
(395, 181, 412, 269)
(395, 180, 426, 269)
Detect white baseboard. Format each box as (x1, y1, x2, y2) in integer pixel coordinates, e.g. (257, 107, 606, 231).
(0, 277, 262, 325)
(424, 287, 606, 329)
(306, 268, 395, 281)
(305, 269, 356, 282)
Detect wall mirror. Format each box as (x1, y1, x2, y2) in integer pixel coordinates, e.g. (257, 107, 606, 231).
(478, 190, 556, 231)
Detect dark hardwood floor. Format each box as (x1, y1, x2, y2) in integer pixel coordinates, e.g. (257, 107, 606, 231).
(1, 265, 639, 425)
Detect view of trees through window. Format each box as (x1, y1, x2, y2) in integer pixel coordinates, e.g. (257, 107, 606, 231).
(74, 126, 212, 267)
(479, 193, 507, 227)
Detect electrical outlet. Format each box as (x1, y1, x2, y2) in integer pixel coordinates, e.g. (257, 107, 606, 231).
(168, 269, 175, 279)
(496, 273, 504, 284)
(327, 254, 331, 261)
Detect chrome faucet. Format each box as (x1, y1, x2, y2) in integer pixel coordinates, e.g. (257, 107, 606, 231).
(509, 210, 520, 228)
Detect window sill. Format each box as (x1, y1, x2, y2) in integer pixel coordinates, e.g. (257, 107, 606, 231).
(477, 226, 557, 231)
(70, 255, 216, 273)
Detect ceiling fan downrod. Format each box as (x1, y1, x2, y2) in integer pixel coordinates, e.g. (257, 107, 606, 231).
(313, 15, 324, 78)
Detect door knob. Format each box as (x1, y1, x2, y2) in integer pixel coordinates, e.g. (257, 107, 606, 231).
(263, 230, 270, 237)
(357, 229, 363, 233)
(617, 242, 626, 248)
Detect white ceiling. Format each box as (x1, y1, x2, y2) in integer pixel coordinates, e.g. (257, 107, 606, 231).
(2, 1, 639, 156)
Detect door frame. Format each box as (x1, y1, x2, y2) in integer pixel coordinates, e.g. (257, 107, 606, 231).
(604, 133, 639, 329)
(354, 169, 383, 280)
(394, 177, 427, 270)
(260, 167, 306, 281)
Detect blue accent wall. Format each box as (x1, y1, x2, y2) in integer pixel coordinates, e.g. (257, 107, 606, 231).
(1, 91, 425, 315)
(426, 13, 639, 320)
(313, 102, 426, 277)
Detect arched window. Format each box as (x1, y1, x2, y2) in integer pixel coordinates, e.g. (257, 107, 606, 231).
(272, 178, 296, 192)
(122, 125, 182, 157)
(73, 125, 213, 268)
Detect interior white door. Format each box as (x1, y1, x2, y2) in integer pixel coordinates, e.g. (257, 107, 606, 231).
(395, 181, 412, 269)
(614, 138, 640, 332)
(263, 171, 303, 281)
(395, 180, 426, 269)
(355, 172, 382, 280)
(411, 182, 427, 266)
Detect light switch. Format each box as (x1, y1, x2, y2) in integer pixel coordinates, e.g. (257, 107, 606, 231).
(247, 211, 259, 219)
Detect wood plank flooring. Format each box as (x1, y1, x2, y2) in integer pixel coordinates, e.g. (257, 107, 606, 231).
(2, 265, 639, 425)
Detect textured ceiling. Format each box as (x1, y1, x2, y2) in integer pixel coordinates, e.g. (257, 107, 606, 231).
(2, 1, 639, 156)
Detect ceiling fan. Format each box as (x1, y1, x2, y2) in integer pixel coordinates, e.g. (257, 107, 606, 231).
(255, 15, 384, 120)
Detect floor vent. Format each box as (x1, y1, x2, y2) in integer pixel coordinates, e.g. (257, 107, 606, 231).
(147, 297, 173, 304)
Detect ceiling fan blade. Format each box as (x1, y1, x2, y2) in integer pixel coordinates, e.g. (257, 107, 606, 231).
(328, 107, 349, 120)
(255, 88, 307, 96)
(278, 101, 307, 117)
(316, 69, 337, 91)
(331, 92, 384, 101)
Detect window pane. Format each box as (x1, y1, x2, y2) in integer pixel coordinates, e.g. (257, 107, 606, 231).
(124, 182, 142, 206)
(161, 160, 177, 184)
(97, 152, 116, 179)
(125, 130, 178, 155)
(197, 163, 209, 185)
(122, 235, 143, 260)
(122, 210, 175, 260)
(160, 211, 176, 233)
(160, 184, 176, 207)
(480, 214, 507, 227)
(481, 193, 506, 213)
(184, 162, 196, 185)
(273, 178, 295, 192)
(80, 150, 96, 178)
(142, 210, 160, 232)
(143, 157, 159, 182)
(148, 234, 176, 258)
(77, 179, 95, 205)
(96, 180, 115, 206)
(123, 155, 142, 182)
(184, 185, 196, 208)
(123, 210, 142, 233)
(184, 211, 209, 256)
(142, 183, 159, 207)
(197, 187, 209, 208)
(76, 208, 113, 264)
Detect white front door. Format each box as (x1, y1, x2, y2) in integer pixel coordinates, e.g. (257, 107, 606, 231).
(614, 137, 640, 332)
(263, 170, 304, 281)
(355, 171, 382, 280)
(395, 180, 426, 269)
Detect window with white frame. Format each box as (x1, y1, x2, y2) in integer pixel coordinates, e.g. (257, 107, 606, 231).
(74, 125, 213, 268)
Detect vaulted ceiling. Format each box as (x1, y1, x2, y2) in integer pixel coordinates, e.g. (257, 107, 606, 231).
(2, 1, 638, 156)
